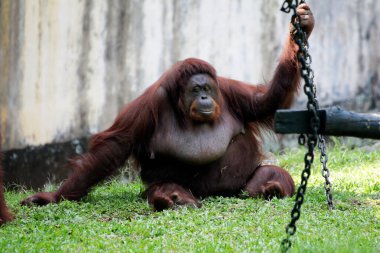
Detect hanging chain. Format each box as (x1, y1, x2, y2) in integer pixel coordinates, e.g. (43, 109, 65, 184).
(318, 136, 334, 209)
(280, 0, 334, 251)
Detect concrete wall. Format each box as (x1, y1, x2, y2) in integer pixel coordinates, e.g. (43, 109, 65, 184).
(0, 0, 379, 149)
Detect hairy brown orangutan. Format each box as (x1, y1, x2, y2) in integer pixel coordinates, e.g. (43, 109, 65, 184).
(22, 4, 314, 211)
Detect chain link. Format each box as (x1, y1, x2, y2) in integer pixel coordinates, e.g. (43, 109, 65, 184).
(280, 0, 334, 252)
(318, 136, 334, 209)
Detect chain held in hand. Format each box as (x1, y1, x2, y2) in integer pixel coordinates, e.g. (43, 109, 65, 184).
(280, 0, 334, 252)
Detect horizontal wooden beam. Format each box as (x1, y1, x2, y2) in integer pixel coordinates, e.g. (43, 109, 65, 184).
(274, 107, 380, 139)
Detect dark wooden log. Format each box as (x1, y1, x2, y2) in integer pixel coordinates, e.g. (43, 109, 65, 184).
(275, 107, 380, 139)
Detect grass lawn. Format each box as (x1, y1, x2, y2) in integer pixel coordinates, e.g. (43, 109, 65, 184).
(0, 142, 379, 252)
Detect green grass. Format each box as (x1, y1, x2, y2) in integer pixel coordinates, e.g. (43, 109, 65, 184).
(1, 142, 379, 253)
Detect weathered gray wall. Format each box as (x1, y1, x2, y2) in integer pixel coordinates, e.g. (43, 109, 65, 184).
(0, 0, 379, 149)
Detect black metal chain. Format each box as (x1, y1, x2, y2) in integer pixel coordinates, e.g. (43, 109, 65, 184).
(318, 136, 334, 209)
(280, 0, 334, 252)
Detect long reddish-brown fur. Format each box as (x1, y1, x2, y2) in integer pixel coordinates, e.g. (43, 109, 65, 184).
(21, 2, 315, 209)
(21, 35, 298, 207)
(143, 182, 201, 211)
(0, 134, 13, 224)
